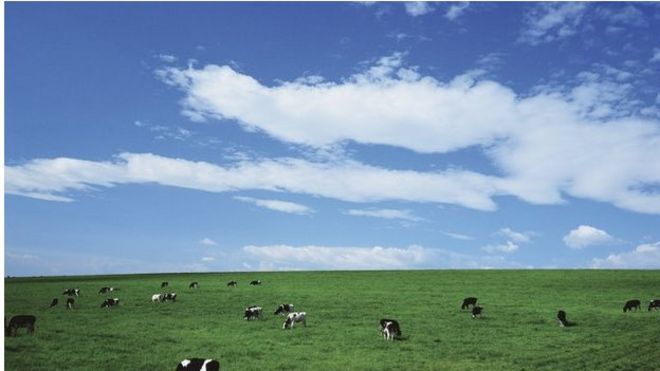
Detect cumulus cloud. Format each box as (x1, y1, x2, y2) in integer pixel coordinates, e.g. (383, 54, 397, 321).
(519, 3, 588, 45)
(234, 196, 313, 215)
(497, 227, 532, 243)
(590, 242, 660, 268)
(482, 241, 519, 254)
(445, 2, 469, 21)
(563, 225, 615, 249)
(404, 2, 434, 17)
(243, 244, 523, 270)
(344, 208, 422, 222)
(200, 238, 218, 246)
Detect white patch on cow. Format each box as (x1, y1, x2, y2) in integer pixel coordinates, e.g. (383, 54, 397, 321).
(201, 359, 213, 371)
(180, 359, 191, 367)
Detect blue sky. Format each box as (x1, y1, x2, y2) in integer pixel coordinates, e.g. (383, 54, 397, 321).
(5, 2, 660, 276)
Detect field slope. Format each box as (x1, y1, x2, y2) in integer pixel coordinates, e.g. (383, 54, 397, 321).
(5, 270, 660, 370)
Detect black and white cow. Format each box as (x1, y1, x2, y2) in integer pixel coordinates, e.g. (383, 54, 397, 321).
(557, 310, 571, 327)
(63, 288, 80, 297)
(161, 281, 169, 288)
(189, 282, 199, 289)
(649, 299, 660, 311)
(175, 358, 220, 371)
(152, 293, 165, 302)
(623, 299, 641, 312)
(379, 319, 401, 340)
(249, 280, 261, 286)
(472, 306, 483, 319)
(66, 298, 75, 310)
(461, 297, 478, 310)
(5, 315, 36, 337)
(99, 287, 119, 294)
(48, 298, 58, 308)
(244, 306, 262, 320)
(101, 298, 120, 309)
(274, 304, 294, 315)
(164, 293, 177, 302)
(227, 281, 238, 287)
(283, 312, 307, 329)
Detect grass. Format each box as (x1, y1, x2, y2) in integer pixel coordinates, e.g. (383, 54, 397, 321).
(4, 270, 660, 370)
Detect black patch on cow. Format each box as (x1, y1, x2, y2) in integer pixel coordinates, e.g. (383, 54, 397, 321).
(176, 358, 220, 371)
(649, 299, 660, 311)
(461, 297, 478, 310)
(227, 281, 237, 287)
(48, 298, 58, 308)
(5, 315, 36, 337)
(623, 299, 641, 312)
(472, 306, 483, 318)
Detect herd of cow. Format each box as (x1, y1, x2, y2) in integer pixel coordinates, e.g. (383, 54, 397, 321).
(5, 279, 660, 371)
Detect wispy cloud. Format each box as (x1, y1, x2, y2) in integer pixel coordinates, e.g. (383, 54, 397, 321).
(650, 48, 660, 63)
(158, 54, 178, 63)
(344, 208, 422, 222)
(497, 227, 533, 244)
(563, 225, 615, 249)
(200, 238, 218, 246)
(445, 2, 469, 21)
(441, 231, 474, 241)
(234, 196, 313, 215)
(482, 241, 519, 254)
(591, 242, 660, 268)
(404, 2, 434, 17)
(519, 3, 588, 45)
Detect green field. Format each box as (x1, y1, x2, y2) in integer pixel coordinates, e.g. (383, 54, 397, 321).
(4, 270, 660, 370)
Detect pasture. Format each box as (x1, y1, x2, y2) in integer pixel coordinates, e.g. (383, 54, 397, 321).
(5, 270, 660, 370)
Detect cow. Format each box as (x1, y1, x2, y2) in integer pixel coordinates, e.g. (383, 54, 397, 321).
(244, 306, 262, 320)
(379, 318, 401, 340)
(557, 310, 572, 327)
(101, 298, 120, 309)
(274, 304, 294, 315)
(189, 282, 199, 289)
(227, 281, 238, 287)
(623, 299, 641, 312)
(249, 280, 261, 286)
(66, 298, 75, 310)
(649, 299, 660, 311)
(461, 297, 478, 310)
(472, 306, 483, 319)
(63, 288, 80, 297)
(5, 315, 36, 337)
(283, 312, 307, 329)
(152, 294, 165, 302)
(48, 298, 58, 308)
(161, 281, 169, 288)
(176, 358, 220, 371)
(99, 287, 119, 294)
(164, 293, 177, 302)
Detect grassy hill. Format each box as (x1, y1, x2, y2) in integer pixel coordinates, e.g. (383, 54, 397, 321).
(5, 270, 660, 370)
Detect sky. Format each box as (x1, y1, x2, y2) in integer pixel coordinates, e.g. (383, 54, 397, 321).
(4, 2, 660, 276)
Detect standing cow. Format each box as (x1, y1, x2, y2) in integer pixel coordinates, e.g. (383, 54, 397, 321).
(189, 282, 199, 289)
(227, 281, 238, 287)
(461, 297, 478, 310)
(161, 282, 169, 289)
(649, 299, 660, 311)
(623, 299, 641, 312)
(48, 298, 58, 308)
(101, 298, 120, 309)
(63, 288, 80, 297)
(66, 298, 75, 310)
(244, 306, 262, 320)
(249, 280, 261, 286)
(274, 304, 294, 315)
(472, 306, 483, 319)
(5, 315, 36, 337)
(379, 318, 401, 340)
(283, 312, 307, 329)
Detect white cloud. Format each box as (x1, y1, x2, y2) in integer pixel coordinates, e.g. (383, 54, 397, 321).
(441, 231, 474, 241)
(563, 225, 615, 249)
(234, 196, 313, 215)
(445, 2, 469, 21)
(404, 2, 434, 17)
(650, 48, 660, 63)
(344, 208, 422, 222)
(497, 227, 532, 243)
(482, 241, 519, 254)
(158, 54, 178, 63)
(243, 244, 523, 270)
(519, 3, 588, 45)
(201, 256, 216, 262)
(590, 242, 660, 268)
(200, 238, 218, 246)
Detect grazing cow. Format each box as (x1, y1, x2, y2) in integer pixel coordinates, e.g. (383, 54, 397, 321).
(249, 280, 261, 286)
(5, 315, 36, 337)
(461, 297, 478, 310)
(274, 304, 294, 315)
(649, 299, 660, 311)
(557, 310, 572, 327)
(283, 312, 307, 329)
(48, 298, 58, 308)
(244, 306, 262, 320)
(161, 281, 169, 289)
(472, 306, 483, 319)
(379, 319, 401, 340)
(623, 299, 641, 312)
(189, 282, 199, 289)
(99, 287, 119, 294)
(164, 293, 177, 302)
(101, 298, 120, 309)
(66, 298, 75, 310)
(152, 294, 165, 302)
(176, 358, 220, 371)
(63, 288, 80, 297)
(227, 281, 237, 287)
